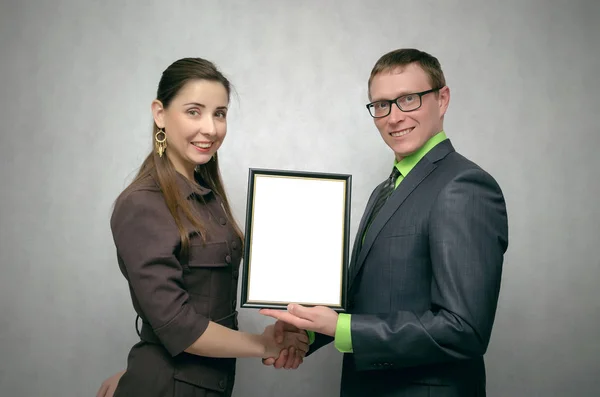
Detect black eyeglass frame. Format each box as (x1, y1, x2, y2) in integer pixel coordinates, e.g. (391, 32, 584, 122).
(365, 87, 443, 118)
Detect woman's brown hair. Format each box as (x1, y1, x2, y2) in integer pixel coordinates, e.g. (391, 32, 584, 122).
(123, 57, 243, 257)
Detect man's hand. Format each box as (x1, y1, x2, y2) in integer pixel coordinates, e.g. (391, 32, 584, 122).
(260, 304, 338, 337)
(262, 320, 305, 369)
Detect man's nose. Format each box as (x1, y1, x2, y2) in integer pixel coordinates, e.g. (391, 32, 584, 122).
(388, 104, 406, 124)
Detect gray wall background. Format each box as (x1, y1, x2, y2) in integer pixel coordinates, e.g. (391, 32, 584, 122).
(1, 0, 598, 396)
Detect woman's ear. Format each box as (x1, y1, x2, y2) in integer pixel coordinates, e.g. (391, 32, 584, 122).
(151, 99, 165, 128)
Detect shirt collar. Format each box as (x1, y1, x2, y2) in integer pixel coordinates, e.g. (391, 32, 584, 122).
(395, 130, 447, 177)
(178, 170, 212, 198)
(150, 168, 212, 198)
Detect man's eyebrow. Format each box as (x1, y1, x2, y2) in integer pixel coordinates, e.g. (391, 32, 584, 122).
(371, 91, 416, 101)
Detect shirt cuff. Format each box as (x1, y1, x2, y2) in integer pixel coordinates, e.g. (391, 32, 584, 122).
(305, 330, 316, 345)
(334, 313, 353, 353)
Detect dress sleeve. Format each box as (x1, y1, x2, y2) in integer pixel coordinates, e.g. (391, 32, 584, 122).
(110, 190, 210, 356)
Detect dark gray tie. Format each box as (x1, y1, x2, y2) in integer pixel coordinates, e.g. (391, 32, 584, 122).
(368, 167, 401, 224)
(354, 167, 401, 262)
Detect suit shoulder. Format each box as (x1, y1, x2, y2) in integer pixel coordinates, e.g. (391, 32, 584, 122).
(426, 152, 505, 203)
(443, 151, 485, 172)
(440, 151, 501, 185)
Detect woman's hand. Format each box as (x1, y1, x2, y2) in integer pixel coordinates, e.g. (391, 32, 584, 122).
(261, 324, 309, 363)
(95, 370, 125, 397)
(262, 321, 308, 369)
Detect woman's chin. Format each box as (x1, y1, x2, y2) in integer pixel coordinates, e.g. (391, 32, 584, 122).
(187, 151, 213, 166)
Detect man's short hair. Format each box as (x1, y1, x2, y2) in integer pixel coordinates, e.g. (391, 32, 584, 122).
(368, 48, 446, 96)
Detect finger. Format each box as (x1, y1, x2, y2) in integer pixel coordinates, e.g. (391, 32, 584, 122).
(259, 308, 282, 317)
(284, 347, 295, 369)
(288, 348, 303, 370)
(273, 349, 288, 369)
(297, 341, 309, 354)
(292, 358, 302, 370)
(272, 348, 288, 369)
(292, 353, 303, 369)
(281, 322, 301, 332)
(260, 310, 313, 330)
(107, 384, 116, 397)
(291, 339, 309, 354)
(285, 352, 297, 369)
(259, 309, 283, 323)
(293, 333, 309, 353)
(96, 384, 107, 397)
(295, 331, 309, 344)
(259, 309, 290, 322)
(261, 308, 307, 322)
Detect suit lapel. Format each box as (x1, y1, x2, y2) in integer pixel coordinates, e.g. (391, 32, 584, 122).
(348, 140, 455, 287)
(346, 181, 384, 275)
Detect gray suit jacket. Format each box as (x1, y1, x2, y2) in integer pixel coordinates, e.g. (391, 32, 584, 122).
(308, 140, 508, 397)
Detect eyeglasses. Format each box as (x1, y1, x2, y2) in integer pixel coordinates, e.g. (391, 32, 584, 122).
(366, 87, 442, 118)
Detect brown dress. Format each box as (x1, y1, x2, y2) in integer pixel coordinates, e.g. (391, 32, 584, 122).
(111, 171, 242, 397)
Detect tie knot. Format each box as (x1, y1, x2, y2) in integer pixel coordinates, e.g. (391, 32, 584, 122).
(389, 167, 401, 181)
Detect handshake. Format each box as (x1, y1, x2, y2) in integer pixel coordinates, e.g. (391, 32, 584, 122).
(95, 304, 338, 397)
(259, 303, 339, 370)
(260, 320, 308, 370)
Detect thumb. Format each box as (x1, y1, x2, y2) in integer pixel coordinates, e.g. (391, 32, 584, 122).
(274, 320, 286, 344)
(262, 357, 275, 366)
(288, 303, 312, 320)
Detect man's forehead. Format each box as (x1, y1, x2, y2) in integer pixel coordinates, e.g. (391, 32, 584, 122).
(370, 67, 429, 100)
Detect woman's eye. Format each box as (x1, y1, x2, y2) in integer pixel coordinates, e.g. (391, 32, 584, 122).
(188, 109, 199, 116)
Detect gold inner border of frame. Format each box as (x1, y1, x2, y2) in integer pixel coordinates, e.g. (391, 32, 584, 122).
(246, 173, 347, 307)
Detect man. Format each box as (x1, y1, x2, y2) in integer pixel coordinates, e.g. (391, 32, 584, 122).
(260, 48, 509, 396)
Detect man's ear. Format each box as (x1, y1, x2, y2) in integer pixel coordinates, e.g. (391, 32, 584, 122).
(151, 99, 165, 128)
(438, 86, 450, 117)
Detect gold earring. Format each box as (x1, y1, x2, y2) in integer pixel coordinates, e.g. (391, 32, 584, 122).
(155, 128, 167, 157)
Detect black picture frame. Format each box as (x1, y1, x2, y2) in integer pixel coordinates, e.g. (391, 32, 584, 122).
(241, 168, 351, 312)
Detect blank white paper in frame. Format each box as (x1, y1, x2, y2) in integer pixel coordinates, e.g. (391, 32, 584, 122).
(246, 173, 347, 307)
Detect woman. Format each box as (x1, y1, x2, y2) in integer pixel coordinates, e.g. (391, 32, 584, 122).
(96, 58, 307, 397)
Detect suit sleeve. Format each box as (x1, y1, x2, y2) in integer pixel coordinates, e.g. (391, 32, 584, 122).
(110, 190, 210, 356)
(350, 168, 509, 371)
(305, 332, 334, 357)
